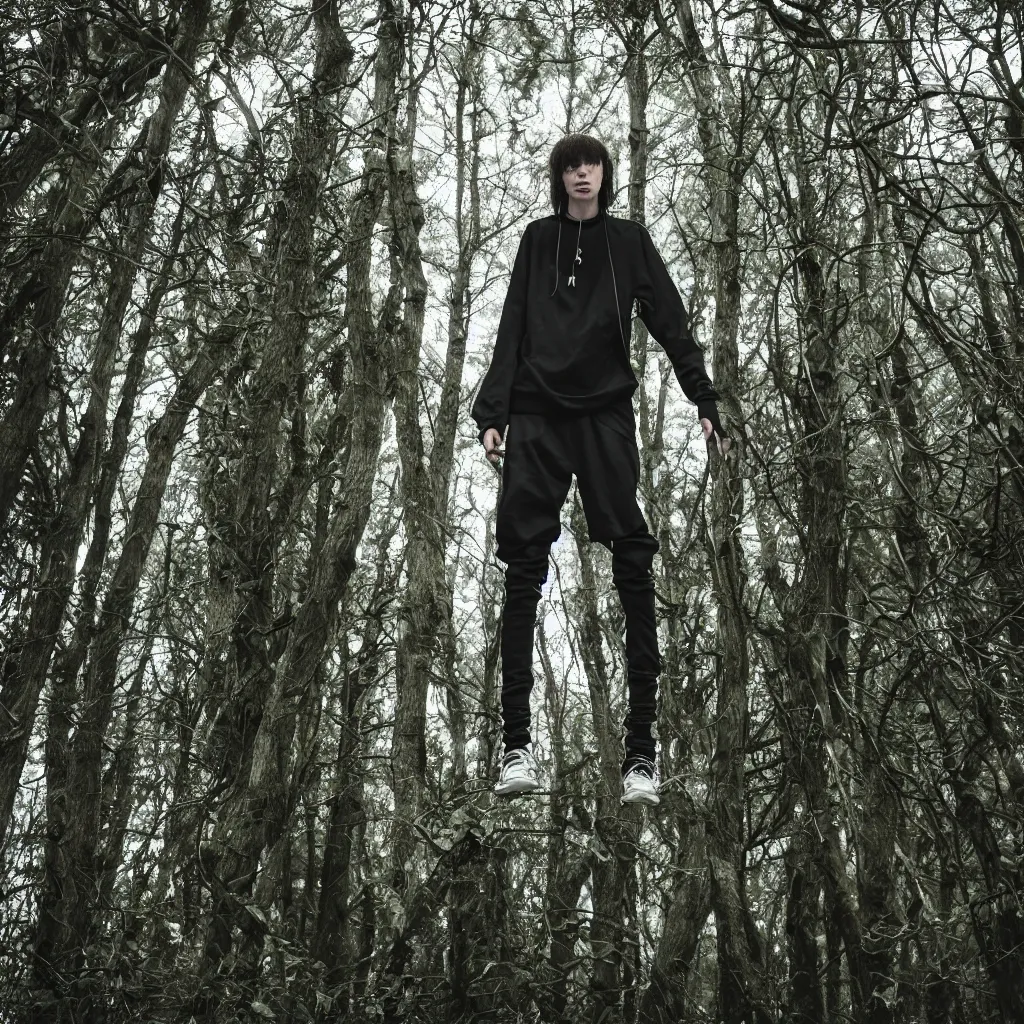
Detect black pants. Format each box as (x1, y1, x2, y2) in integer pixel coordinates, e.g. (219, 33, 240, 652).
(495, 402, 661, 770)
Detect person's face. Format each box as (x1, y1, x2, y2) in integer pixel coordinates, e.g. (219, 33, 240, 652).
(562, 160, 603, 203)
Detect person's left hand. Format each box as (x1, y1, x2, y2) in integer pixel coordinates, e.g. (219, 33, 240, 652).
(702, 418, 732, 457)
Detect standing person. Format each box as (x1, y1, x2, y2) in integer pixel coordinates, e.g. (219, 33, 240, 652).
(472, 134, 729, 805)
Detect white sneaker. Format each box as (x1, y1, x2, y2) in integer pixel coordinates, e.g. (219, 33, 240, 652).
(621, 758, 660, 805)
(495, 748, 541, 796)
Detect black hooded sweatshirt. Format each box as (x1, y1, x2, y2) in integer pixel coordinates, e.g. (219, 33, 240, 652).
(471, 210, 722, 441)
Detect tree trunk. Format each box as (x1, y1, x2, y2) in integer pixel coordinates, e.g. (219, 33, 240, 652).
(192, 5, 394, 998)
(34, 308, 240, 1001)
(568, 493, 642, 1024)
(313, 587, 386, 991)
(538, 618, 595, 1021)
(389, 11, 485, 895)
(638, 831, 711, 1023)
(661, 2, 770, 1019)
(784, 826, 824, 1024)
(0, 191, 187, 843)
(0, 110, 122, 534)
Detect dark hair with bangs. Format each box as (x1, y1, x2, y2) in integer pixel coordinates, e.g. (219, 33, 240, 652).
(548, 134, 615, 213)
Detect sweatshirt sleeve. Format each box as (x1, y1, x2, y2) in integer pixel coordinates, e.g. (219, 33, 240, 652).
(470, 225, 532, 441)
(635, 223, 720, 410)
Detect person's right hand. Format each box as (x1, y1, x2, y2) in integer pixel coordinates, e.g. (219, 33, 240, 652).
(483, 428, 504, 464)
(701, 418, 732, 457)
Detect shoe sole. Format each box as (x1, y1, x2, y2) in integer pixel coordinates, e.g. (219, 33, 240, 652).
(495, 780, 542, 796)
(621, 791, 661, 806)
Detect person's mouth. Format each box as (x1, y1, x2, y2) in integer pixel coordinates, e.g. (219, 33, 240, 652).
(575, 185, 591, 192)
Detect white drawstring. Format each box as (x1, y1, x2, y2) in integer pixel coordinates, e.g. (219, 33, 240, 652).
(549, 204, 562, 297)
(567, 218, 583, 287)
(603, 215, 628, 357)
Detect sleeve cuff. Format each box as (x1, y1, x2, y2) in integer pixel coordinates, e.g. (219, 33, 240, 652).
(697, 401, 726, 439)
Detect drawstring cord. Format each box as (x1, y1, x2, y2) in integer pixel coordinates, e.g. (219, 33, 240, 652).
(549, 205, 585, 294)
(604, 215, 629, 357)
(550, 204, 562, 297)
(567, 218, 583, 286)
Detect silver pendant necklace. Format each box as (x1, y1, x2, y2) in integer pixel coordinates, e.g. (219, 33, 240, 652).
(568, 219, 583, 286)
